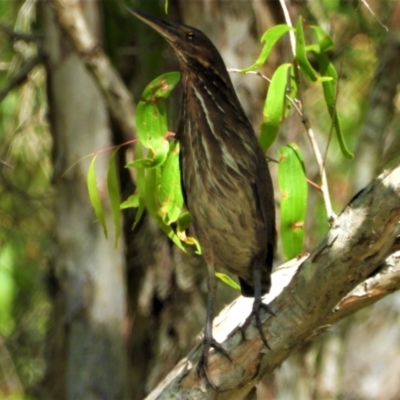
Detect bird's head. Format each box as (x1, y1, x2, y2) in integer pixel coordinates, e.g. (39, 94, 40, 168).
(128, 8, 226, 75)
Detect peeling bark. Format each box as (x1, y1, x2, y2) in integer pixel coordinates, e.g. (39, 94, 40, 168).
(144, 166, 400, 399)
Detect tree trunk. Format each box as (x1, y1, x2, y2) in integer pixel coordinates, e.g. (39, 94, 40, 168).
(40, 2, 127, 399)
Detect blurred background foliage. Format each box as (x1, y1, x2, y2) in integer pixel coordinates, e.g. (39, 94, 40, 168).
(0, 2, 52, 398)
(0, 0, 399, 399)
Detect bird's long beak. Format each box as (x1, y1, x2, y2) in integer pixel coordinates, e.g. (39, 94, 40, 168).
(126, 7, 180, 44)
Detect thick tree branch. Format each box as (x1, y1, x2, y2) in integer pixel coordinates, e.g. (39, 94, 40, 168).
(47, 0, 136, 142)
(145, 166, 400, 399)
(327, 246, 400, 324)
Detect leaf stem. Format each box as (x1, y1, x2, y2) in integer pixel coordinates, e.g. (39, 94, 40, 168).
(278, 0, 296, 56)
(279, 0, 336, 223)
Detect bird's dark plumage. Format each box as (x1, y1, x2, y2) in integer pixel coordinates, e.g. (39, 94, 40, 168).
(129, 8, 276, 388)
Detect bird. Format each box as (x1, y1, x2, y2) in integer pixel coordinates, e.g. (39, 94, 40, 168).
(128, 8, 276, 389)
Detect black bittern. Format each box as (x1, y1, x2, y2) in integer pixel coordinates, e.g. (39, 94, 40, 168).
(129, 9, 276, 388)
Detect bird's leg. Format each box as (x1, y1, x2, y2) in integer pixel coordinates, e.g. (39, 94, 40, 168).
(250, 259, 275, 349)
(197, 263, 232, 389)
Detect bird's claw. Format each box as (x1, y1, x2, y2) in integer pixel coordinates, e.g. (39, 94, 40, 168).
(197, 337, 232, 390)
(249, 299, 275, 349)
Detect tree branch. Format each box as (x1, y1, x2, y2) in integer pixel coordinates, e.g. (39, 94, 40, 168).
(0, 54, 43, 102)
(47, 0, 136, 142)
(0, 24, 43, 42)
(145, 165, 400, 399)
(327, 245, 400, 325)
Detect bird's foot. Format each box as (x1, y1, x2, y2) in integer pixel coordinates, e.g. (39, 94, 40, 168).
(197, 337, 232, 390)
(249, 298, 275, 349)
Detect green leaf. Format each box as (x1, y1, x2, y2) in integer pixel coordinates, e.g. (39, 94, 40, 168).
(141, 71, 180, 100)
(134, 142, 146, 202)
(87, 155, 107, 237)
(241, 25, 293, 72)
(158, 141, 184, 224)
(159, 222, 187, 252)
(278, 144, 308, 260)
(136, 72, 181, 167)
(135, 101, 169, 167)
(107, 150, 122, 248)
(120, 193, 140, 209)
(125, 158, 159, 169)
(143, 166, 187, 252)
(313, 52, 353, 159)
(259, 63, 294, 151)
(127, 72, 201, 253)
(295, 17, 319, 82)
(293, 18, 352, 159)
(215, 273, 240, 291)
(132, 143, 147, 230)
(310, 25, 334, 53)
(177, 211, 192, 234)
(317, 76, 334, 83)
(0, 245, 15, 336)
(176, 212, 202, 254)
(143, 167, 159, 219)
(132, 201, 145, 230)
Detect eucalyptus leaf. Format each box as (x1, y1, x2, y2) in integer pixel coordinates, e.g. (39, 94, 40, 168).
(135, 72, 181, 167)
(241, 25, 293, 72)
(313, 52, 353, 159)
(158, 141, 184, 224)
(87, 155, 107, 237)
(278, 144, 308, 259)
(260, 63, 293, 151)
(295, 17, 318, 82)
(107, 150, 122, 247)
(215, 273, 240, 291)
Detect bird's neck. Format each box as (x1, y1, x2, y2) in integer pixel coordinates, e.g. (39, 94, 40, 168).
(180, 65, 241, 113)
(177, 64, 255, 157)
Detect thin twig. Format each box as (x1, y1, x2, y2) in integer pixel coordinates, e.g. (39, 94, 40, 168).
(360, 0, 389, 32)
(306, 178, 321, 191)
(229, 68, 303, 115)
(303, 118, 335, 221)
(279, 0, 336, 223)
(0, 160, 14, 169)
(0, 24, 42, 42)
(278, 0, 296, 55)
(227, 68, 271, 83)
(0, 53, 43, 103)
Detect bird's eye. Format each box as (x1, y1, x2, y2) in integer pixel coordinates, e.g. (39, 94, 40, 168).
(186, 31, 195, 40)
